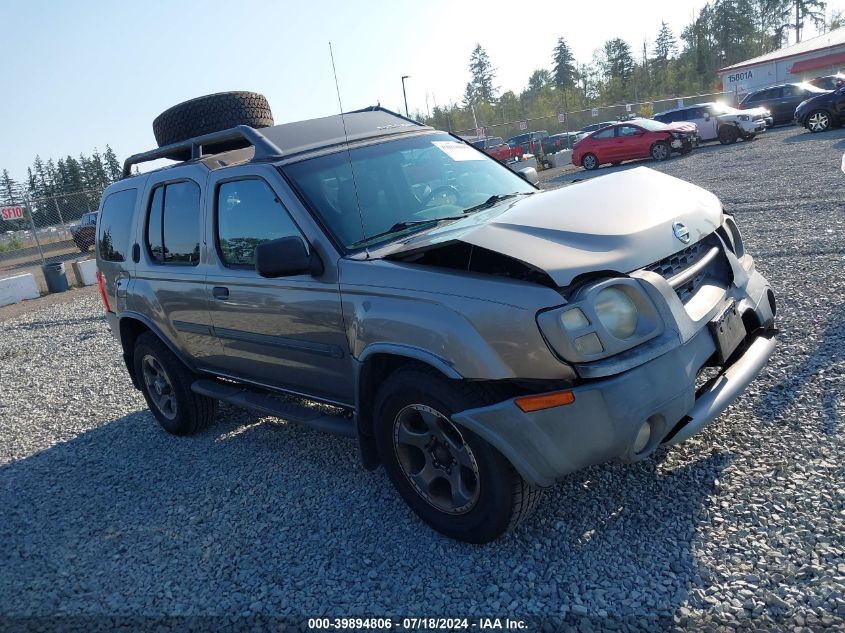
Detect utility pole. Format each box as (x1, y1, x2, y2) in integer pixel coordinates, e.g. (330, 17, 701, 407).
(401, 75, 410, 117)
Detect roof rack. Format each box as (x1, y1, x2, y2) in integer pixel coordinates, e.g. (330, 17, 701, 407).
(122, 125, 283, 177)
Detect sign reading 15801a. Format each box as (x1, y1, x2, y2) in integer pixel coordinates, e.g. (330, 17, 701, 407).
(1, 206, 24, 221)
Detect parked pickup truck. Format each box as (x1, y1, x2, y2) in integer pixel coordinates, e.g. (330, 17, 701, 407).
(471, 136, 513, 162)
(70, 211, 98, 252)
(97, 92, 777, 543)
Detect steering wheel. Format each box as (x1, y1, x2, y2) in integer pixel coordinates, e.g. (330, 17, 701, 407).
(421, 185, 461, 207)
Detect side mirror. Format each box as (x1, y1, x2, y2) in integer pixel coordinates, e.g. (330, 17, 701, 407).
(517, 166, 540, 185)
(255, 236, 323, 278)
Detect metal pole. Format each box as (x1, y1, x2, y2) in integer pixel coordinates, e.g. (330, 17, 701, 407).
(401, 75, 410, 117)
(24, 196, 45, 264)
(52, 196, 66, 233)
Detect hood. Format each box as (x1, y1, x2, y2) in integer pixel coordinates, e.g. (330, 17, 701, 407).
(383, 167, 723, 288)
(667, 121, 698, 133)
(741, 106, 770, 118)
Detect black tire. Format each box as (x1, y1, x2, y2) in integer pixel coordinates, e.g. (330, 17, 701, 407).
(805, 109, 831, 133)
(582, 153, 599, 170)
(718, 125, 739, 145)
(152, 91, 274, 147)
(744, 134, 756, 141)
(650, 141, 670, 161)
(133, 332, 216, 435)
(373, 366, 543, 543)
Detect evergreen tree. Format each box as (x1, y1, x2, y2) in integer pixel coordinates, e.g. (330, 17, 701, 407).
(830, 9, 844, 30)
(602, 38, 635, 83)
(466, 44, 498, 104)
(103, 145, 122, 182)
(551, 37, 577, 90)
(653, 22, 678, 67)
(0, 170, 21, 204)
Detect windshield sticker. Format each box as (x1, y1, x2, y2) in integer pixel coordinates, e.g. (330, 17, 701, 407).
(432, 141, 486, 161)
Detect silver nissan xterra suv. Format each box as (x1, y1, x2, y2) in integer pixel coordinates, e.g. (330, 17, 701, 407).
(96, 92, 777, 543)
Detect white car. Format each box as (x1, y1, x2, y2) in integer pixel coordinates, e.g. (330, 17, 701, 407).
(654, 102, 767, 145)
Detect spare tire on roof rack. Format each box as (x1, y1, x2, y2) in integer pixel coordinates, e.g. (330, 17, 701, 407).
(152, 91, 274, 148)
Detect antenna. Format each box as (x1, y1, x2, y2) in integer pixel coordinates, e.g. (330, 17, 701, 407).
(329, 42, 368, 256)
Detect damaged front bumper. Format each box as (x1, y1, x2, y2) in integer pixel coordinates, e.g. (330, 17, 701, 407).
(453, 262, 777, 489)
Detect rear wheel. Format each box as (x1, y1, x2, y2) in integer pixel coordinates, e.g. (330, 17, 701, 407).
(806, 110, 831, 133)
(650, 141, 670, 161)
(582, 153, 598, 170)
(373, 367, 543, 543)
(718, 125, 739, 145)
(133, 332, 216, 435)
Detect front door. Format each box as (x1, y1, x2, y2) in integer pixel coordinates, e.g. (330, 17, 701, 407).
(204, 169, 353, 405)
(689, 107, 718, 141)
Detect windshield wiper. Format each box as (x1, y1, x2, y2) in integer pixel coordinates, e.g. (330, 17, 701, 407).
(349, 216, 466, 248)
(461, 191, 532, 215)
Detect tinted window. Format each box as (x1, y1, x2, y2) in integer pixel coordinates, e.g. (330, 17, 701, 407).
(146, 187, 164, 261)
(146, 181, 201, 265)
(217, 179, 303, 267)
(98, 189, 137, 262)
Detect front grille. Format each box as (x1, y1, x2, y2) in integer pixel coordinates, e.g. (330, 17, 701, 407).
(642, 234, 728, 302)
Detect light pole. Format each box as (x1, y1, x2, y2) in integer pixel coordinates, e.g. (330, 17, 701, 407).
(401, 75, 410, 117)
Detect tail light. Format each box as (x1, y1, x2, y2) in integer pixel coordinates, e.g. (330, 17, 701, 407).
(529, 140, 535, 153)
(96, 268, 110, 312)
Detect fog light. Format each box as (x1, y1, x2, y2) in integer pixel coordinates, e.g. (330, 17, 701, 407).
(574, 333, 603, 355)
(633, 421, 651, 453)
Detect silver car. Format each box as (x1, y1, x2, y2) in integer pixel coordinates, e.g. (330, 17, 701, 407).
(96, 96, 777, 543)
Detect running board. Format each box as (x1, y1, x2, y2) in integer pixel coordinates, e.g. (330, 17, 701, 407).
(191, 379, 356, 438)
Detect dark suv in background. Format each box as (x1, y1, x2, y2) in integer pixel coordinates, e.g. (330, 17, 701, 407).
(795, 84, 845, 132)
(506, 130, 549, 157)
(739, 83, 830, 125)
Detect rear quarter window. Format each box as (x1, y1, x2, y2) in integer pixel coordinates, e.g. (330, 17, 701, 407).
(97, 189, 138, 262)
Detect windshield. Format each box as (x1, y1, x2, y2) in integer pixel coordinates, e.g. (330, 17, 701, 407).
(283, 133, 535, 250)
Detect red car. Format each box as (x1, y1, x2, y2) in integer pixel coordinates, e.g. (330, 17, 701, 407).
(572, 119, 696, 171)
(471, 136, 514, 163)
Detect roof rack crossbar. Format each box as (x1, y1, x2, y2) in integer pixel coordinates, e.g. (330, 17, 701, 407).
(122, 125, 283, 177)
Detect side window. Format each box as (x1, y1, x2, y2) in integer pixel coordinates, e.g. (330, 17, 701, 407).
(217, 179, 304, 267)
(97, 189, 137, 262)
(145, 181, 201, 265)
(616, 125, 639, 137)
(593, 128, 615, 139)
(782, 85, 799, 97)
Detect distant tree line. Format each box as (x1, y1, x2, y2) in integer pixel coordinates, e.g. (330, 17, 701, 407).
(421, 0, 841, 133)
(0, 147, 122, 230)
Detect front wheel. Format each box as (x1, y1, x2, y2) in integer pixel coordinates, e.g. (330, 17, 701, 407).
(650, 141, 670, 161)
(581, 153, 598, 170)
(133, 332, 216, 435)
(373, 367, 543, 543)
(806, 110, 831, 133)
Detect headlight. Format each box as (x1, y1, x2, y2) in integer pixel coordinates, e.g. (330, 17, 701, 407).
(536, 279, 663, 363)
(594, 287, 638, 339)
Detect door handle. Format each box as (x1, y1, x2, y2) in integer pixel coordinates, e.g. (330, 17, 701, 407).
(212, 286, 229, 300)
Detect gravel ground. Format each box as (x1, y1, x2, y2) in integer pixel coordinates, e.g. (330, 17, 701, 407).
(1, 124, 843, 631)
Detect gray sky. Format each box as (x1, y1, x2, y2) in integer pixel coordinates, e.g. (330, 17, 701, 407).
(1, 0, 842, 181)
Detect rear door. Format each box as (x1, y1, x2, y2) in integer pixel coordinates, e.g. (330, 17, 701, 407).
(690, 107, 718, 140)
(203, 165, 353, 405)
(589, 126, 618, 162)
(131, 167, 224, 368)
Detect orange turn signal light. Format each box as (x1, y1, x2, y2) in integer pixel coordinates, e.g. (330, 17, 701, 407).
(515, 390, 575, 413)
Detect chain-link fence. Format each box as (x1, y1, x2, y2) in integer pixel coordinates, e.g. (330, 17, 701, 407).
(0, 189, 102, 290)
(455, 90, 737, 146)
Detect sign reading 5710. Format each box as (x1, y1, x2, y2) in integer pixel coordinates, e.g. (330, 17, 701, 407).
(1, 206, 24, 221)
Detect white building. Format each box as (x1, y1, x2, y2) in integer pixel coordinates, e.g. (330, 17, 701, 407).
(719, 27, 845, 99)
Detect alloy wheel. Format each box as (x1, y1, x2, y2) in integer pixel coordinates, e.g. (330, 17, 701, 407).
(808, 111, 830, 132)
(141, 354, 178, 420)
(583, 155, 597, 170)
(392, 404, 480, 514)
(652, 143, 669, 160)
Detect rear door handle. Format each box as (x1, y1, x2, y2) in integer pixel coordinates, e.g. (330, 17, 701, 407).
(212, 286, 229, 300)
